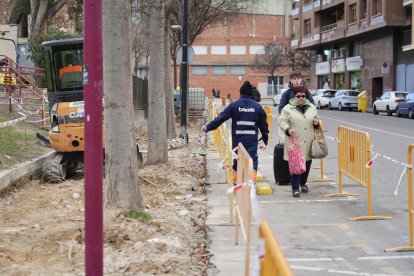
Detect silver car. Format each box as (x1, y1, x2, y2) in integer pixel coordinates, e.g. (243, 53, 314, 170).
(328, 89, 359, 111)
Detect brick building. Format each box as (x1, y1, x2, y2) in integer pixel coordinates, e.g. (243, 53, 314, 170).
(291, 0, 414, 104)
(185, 1, 297, 99)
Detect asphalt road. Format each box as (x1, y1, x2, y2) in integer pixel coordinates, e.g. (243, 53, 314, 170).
(257, 107, 414, 276)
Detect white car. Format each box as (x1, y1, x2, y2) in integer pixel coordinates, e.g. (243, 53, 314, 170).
(313, 89, 337, 109)
(273, 88, 287, 106)
(373, 91, 409, 116)
(328, 89, 359, 111)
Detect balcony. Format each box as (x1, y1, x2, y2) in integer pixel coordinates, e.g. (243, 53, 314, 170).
(303, 2, 313, 12)
(322, 0, 332, 5)
(321, 20, 345, 43)
(301, 35, 314, 45)
(292, 7, 299, 16)
(314, 0, 321, 9)
(371, 14, 384, 26)
(403, 0, 412, 6)
(291, 39, 299, 48)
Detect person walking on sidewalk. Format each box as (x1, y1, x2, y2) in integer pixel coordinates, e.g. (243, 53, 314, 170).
(279, 85, 319, 198)
(203, 81, 269, 183)
(278, 71, 314, 114)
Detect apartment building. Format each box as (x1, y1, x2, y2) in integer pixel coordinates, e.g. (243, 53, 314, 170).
(291, 0, 413, 102)
(186, 0, 297, 99)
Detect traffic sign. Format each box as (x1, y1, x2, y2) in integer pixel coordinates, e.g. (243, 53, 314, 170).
(177, 46, 195, 64)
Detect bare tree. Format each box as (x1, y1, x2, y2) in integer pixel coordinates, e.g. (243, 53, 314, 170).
(29, 0, 68, 39)
(251, 43, 286, 94)
(147, 0, 168, 164)
(169, 0, 262, 89)
(103, 0, 143, 211)
(283, 42, 315, 73)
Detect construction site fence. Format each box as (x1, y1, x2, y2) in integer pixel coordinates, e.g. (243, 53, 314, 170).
(325, 125, 391, 221)
(385, 144, 414, 252)
(208, 98, 293, 275)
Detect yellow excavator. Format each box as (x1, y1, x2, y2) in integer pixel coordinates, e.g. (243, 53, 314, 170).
(41, 38, 141, 182)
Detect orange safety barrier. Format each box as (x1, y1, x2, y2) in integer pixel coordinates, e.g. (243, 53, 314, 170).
(221, 96, 227, 108)
(263, 106, 272, 138)
(308, 121, 336, 183)
(385, 144, 414, 252)
(234, 143, 254, 276)
(258, 220, 294, 276)
(325, 126, 392, 221)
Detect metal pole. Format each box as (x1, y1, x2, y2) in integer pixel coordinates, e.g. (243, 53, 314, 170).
(180, 0, 189, 144)
(84, 0, 103, 275)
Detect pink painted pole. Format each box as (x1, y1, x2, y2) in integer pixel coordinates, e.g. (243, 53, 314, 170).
(83, 0, 103, 275)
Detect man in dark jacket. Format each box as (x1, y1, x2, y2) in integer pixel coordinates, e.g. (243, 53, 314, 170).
(203, 81, 269, 182)
(278, 71, 314, 114)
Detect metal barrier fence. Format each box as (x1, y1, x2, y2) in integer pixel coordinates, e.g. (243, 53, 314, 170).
(325, 125, 391, 221)
(263, 106, 272, 138)
(308, 121, 336, 183)
(385, 144, 414, 252)
(258, 220, 294, 276)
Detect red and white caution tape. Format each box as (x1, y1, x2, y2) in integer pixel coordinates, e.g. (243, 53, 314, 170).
(366, 150, 412, 169)
(0, 113, 26, 128)
(324, 135, 340, 142)
(394, 165, 409, 197)
(226, 179, 254, 194)
(365, 153, 379, 168)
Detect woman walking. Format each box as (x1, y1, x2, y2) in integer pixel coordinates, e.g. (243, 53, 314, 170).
(279, 85, 319, 198)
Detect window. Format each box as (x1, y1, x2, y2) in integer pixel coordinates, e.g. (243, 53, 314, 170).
(267, 76, 284, 96)
(191, 66, 208, 75)
(249, 45, 265, 55)
(304, 0, 312, 4)
(230, 45, 246, 55)
(212, 66, 226, 75)
(372, 0, 382, 16)
(193, 46, 207, 55)
(211, 45, 226, 55)
(349, 4, 357, 23)
(230, 66, 245, 75)
(361, 0, 367, 19)
(304, 19, 311, 37)
(351, 41, 362, 57)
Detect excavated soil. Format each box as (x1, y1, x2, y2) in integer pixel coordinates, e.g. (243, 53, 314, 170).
(0, 123, 211, 275)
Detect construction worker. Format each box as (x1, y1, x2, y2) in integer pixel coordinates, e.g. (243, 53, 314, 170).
(59, 54, 82, 80)
(203, 81, 269, 183)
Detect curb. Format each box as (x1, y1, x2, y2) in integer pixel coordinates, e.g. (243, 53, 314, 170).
(0, 151, 54, 192)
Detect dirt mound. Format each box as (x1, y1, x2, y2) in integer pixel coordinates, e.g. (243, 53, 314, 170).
(0, 124, 210, 275)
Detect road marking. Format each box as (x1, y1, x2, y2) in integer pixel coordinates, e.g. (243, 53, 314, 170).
(288, 257, 345, 262)
(291, 266, 397, 276)
(358, 255, 414, 260)
(260, 197, 357, 203)
(319, 116, 414, 140)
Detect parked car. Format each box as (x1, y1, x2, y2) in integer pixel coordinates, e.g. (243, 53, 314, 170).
(273, 88, 287, 106)
(313, 89, 337, 109)
(372, 91, 409, 116)
(309, 89, 318, 96)
(328, 89, 359, 111)
(396, 92, 414, 119)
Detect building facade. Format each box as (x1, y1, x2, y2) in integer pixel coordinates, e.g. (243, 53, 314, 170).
(291, 0, 413, 103)
(186, 0, 297, 99)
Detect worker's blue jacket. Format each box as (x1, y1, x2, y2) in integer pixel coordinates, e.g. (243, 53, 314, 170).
(205, 96, 269, 170)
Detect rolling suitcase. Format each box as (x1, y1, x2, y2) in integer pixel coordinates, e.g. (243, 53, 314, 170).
(273, 143, 291, 185)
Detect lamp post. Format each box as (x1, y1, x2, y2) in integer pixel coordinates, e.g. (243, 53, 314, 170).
(180, 0, 189, 144)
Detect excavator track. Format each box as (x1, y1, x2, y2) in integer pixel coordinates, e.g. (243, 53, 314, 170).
(41, 152, 66, 183)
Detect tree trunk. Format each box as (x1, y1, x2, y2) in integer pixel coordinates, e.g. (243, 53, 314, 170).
(165, 25, 176, 139)
(30, 0, 49, 39)
(147, 0, 168, 164)
(103, 0, 143, 211)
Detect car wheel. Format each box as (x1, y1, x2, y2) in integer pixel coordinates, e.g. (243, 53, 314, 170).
(373, 105, 378, 115)
(396, 108, 401, 117)
(409, 109, 414, 119)
(317, 101, 321, 109)
(386, 106, 392, 116)
(328, 103, 332, 110)
(338, 103, 343, 111)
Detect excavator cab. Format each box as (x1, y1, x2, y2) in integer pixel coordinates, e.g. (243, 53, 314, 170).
(41, 38, 88, 182)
